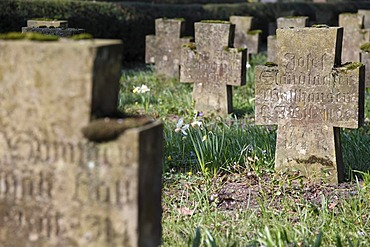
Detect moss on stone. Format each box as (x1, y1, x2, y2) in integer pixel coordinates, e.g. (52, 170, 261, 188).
(26, 32, 59, 41)
(342, 62, 363, 70)
(247, 29, 262, 35)
(360, 42, 370, 52)
(312, 24, 330, 28)
(71, 33, 93, 40)
(0, 32, 26, 40)
(182, 42, 196, 50)
(265, 62, 278, 67)
(237, 48, 246, 52)
(201, 20, 230, 24)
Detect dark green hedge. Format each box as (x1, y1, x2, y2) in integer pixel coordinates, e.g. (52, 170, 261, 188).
(1, 0, 370, 63)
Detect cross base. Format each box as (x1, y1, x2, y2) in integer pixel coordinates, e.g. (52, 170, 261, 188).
(275, 124, 344, 184)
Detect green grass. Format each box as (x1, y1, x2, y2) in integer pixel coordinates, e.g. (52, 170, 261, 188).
(119, 54, 370, 246)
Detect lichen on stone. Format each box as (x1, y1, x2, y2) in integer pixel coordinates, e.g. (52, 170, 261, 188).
(247, 29, 262, 35)
(71, 33, 93, 40)
(31, 17, 58, 21)
(283, 16, 306, 19)
(360, 42, 370, 52)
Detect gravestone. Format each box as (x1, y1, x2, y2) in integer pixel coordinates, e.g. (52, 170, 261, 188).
(267, 16, 308, 63)
(145, 18, 192, 78)
(0, 36, 162, 246)
(255, 27, 365, 183)
(313, 0, 327, 3)
(358, 9, 370, 29)
(22, 19, 85, 37)
(180, 21, 247, 116)
(229, 16, 261, 56)
(360, 43, 370, 88)
(339, 13, 370, 63)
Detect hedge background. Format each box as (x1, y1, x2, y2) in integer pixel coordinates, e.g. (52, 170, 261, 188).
(1, 0, 370, 64)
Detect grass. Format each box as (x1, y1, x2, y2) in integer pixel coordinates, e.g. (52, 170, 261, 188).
(119, 54, 370, 246)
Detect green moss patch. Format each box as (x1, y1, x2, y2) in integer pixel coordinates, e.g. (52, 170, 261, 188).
(0, 32, 26, 40)
(71, 33, 93, 40)
(26, 32, 59, 41)
(182, 42, 196, 50)
(360, 43, 370, 52)
(31, 17, 58, 21)
(342, 62, 363, 70)
(247, 29, 262, 35)
(312, 24, 330, 28)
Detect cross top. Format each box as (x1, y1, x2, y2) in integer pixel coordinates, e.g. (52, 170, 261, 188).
(255, 27, 365, 183)
(180, 21, 246, 116)
(145, 18, 191, 78)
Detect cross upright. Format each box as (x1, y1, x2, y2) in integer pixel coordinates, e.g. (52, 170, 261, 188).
(255, 27, 365, 183)
(146, 18, 192, 78)
(180, 21, 247, 116)
(230, 16, 261, 55)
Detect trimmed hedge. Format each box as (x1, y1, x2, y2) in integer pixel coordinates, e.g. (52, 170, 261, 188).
(1, 0, 370, 63)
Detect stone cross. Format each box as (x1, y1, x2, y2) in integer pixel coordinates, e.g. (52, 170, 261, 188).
(339, 13, 370, 63)
(146, 18, 192, 78)
(229, 16, 261, 56)
(267, 16, 308, 63)
(22, 19, 84, 37)
(255, 27, 365, 183)
(0, 37, 162, 246)
(180, 21, 247, 116)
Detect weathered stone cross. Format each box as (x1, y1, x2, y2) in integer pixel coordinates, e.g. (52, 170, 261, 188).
(255, 27, 365, 183)
(146, 18, 192, 78)
(339, 13, 370, 63)
(180, 21, 247, 116)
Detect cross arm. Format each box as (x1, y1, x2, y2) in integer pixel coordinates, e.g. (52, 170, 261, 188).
(180, 42, 198, 84)
(255, 64, 279, 125)
(222, 48, 247, 87)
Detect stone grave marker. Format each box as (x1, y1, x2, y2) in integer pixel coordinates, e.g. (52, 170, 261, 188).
(22, 19, 85, 37)
(313, 0, 327, 3)
(180, 21, 247, 116)
(229, 16, 261, 56)
(0, 35, 162, 246)
(360, 43, 370, 88)
(267, 16, 308, 63)
(358, 9, 370, 29)
(146, 18, 192, 78)
(339, 13, 370, 63)
(255, 27, 365, 183)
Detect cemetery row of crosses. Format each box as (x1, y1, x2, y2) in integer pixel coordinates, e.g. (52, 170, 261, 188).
(0, 7, 369, 247)
(147, 13, 368, 185)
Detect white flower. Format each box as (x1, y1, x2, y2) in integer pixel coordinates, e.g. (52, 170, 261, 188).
(246, 62, 251, 69)
(191, 120, 202, 128)
(175, 118, 184, 132)
(133, 84, 150, 94)
(181, 124, 189, 135)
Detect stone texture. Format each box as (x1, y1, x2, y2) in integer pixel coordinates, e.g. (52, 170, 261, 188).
(180, 21, 246, 116)
(339, 13, 370, 63)
(267, 35, 277, 63)
(0, 39, 163, 246)
(145, 18, 192, 78)
(27, 20, 68, 28)
(255, 27, 365, 183)
(229, 16, 261, 55)
(267, 16, 308, 63)
(312, 0, 327, 3)
(360, 50, 370, 88)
